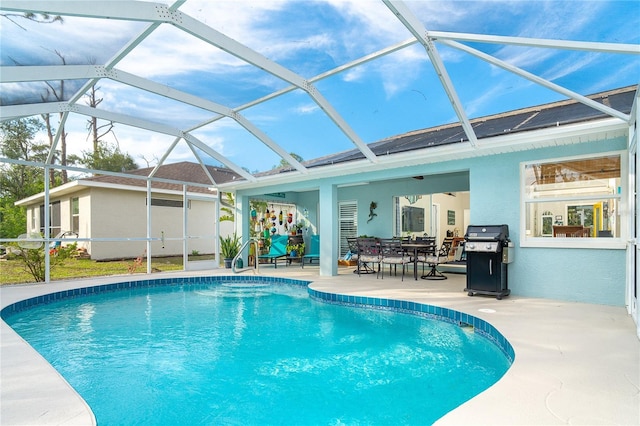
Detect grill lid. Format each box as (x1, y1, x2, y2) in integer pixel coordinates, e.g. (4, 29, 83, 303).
(464, 224, 509, 242)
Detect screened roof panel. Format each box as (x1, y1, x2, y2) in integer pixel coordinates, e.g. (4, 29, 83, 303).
(0, 0, 638, 180)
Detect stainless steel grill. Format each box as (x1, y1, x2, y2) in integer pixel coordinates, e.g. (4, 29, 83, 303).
(464, 224, 511, 300)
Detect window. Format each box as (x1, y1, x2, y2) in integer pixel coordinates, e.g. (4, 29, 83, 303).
(148, 198, 184, 208)
(338, 201, 357, 257)
(30, 206, 36, 231)
(39, 201, 61, 237)
(402, 206, 425, 232)
(71, 197, 79, 234)
(521, 152, 625, 248)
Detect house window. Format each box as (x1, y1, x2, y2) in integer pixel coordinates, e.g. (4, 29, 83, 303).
(521, 152, 625, 248)
(338, 201, 357, 257)
(31, 207, 37, 231)
(71, 197, 79, 234)
(148, 198, 184, 208)
(40, 201, 61, 237)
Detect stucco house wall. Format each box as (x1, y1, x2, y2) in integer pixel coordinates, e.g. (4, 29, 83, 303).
(90, 189, 224, 260)
(238, 134, 627, 306)
(22, 186, 231, 261)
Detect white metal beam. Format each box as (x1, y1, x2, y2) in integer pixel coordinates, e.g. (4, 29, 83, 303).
(0, 102, 67, 121)
(108, 69, 308, 173)
(0, 1, 173, 22)
(148, 137, 182, 179)
(428, 31, 640, 55)
(45, 111, 69, 165)
(182, 133, 256, 182)
(0, 65, 310, 174)
(383, 0, 479, 147)
(187, 37, 419, 132)
(173, 12, 378, 163)
(67, 1, 185, 105)
(0, 1, 379, 163)
(0, 65, 96, 82)
(64, 103, 255, 181)
(439, 39, 631, 122)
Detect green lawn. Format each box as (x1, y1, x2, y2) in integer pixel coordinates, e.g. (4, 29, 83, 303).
(0, 255, 216, 285)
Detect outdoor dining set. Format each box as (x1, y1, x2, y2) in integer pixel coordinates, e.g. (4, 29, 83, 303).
(346, 236, 458, 281)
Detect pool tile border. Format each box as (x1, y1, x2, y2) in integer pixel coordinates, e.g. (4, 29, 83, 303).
(308, 288, 515, 363)
(1, 275, 513, 364)
(1, 275, 310, 319)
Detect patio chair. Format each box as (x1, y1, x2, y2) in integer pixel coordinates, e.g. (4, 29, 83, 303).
(415, 240, 453, 280)
(302, 235, 320, 268)
(346, 236, 359, 262)
(258, 234, 288, 268)
(379, 238, 411, 280)
(411, 236, 436, 276)
(356, 237, 380, 276)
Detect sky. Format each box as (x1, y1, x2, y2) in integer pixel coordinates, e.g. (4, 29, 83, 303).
(1, 0, 639, 175)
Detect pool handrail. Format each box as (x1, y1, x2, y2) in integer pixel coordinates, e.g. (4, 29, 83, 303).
(232, 238, 260, 274)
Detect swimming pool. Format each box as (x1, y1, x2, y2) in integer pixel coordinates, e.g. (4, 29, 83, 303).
(2, 276, 512, 425)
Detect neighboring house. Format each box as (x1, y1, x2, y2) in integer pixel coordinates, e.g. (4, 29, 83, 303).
(15, 162, 239, 260)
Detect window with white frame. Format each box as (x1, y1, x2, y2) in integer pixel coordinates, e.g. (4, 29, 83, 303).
(338, 201, 357, 257)
(71, 197, 79, 234)
(522, 152, 625, 247)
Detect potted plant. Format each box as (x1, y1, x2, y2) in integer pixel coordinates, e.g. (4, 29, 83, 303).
(286, 242, 305, 257)
(219, 233, 241, 268)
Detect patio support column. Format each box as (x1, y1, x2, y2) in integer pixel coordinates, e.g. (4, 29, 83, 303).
(43, 165, 50, 283)
(146, 179, 152, 274)
(319, 182, 338, 276)
(182, 185, 188, 270)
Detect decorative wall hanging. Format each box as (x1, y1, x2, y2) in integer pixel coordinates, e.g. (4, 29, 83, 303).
(367, 201, 378, 223)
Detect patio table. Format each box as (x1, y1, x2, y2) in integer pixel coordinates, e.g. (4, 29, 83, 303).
(402, 241, 436, 280)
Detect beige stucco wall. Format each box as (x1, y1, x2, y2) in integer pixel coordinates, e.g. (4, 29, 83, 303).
(23, 187, 236, 261)
(88, 188, 221, 260)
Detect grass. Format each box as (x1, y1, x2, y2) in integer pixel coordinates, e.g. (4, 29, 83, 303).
(0, 255, 217, 285)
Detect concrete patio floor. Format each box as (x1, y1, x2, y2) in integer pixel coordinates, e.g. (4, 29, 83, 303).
(1, 265, 638, 425)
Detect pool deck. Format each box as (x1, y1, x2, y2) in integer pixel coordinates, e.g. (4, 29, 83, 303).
(1, 266, 639, 425)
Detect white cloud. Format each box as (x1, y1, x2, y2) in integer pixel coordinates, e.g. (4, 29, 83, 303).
(295, 103, 320, 115)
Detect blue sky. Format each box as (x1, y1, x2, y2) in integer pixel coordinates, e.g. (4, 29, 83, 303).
(1, 1, 639, 174)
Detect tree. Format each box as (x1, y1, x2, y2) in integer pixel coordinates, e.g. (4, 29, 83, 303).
(84, 71, 115, 156)
(0, 118, 49, 198)
(0, 12, 63, 30)
(220, 192, 235, 222)
(41, 50, 70, 183)
(0, 118, 51, 238)
(275, 153, 303, 169)
(69, 141, 138, 173)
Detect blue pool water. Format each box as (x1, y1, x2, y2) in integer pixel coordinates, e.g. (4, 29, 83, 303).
(4, 279, 510, 425)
